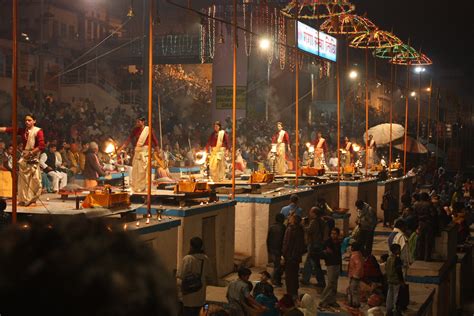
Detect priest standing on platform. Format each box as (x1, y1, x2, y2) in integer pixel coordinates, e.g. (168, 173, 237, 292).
(206, 121, 229, 182)
(366, 134, 377, 168)
(272, 122, 290, 175)
(313, 131, 328, 168)
(0, 114, 45, 206)
(118, 117, 159, 192)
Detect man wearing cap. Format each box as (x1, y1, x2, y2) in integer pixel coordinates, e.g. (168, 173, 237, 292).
(119, 117, 159, 192)
(0, 114, 45, 206)
(205, 121, 229, 182)
(271, 122, 290, 175)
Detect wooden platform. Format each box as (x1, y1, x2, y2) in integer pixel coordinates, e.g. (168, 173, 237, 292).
(131, 189, 216, 207)
(3, 193, 140, 218)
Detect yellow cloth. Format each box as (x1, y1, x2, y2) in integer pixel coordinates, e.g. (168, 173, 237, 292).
(131, 146, 149, 192)
(209, 147, 225, 181)
(275, 143, 287, 175)
(0, 170, 12, 198)
(18, 159, 42, 204)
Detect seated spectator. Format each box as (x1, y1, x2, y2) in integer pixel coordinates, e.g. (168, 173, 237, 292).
(226, 268, 265, 316)
(255, 284, 278, 316)
(67, 143, 82, 175)
(252, 270, 273, 298)
(39, 143, 68, 192)
(83, 142, 107, 189)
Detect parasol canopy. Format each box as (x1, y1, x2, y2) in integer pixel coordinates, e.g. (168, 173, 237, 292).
(363, 123, 405, 145)
(281, 0, 354, 19)
(393, 136, 428, 154)
(320, 13, 376, 35)
(424, 143, 446, 158)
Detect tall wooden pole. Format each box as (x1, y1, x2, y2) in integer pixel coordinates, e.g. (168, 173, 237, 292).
(294, 7, 299, 187)
(146, 0, 153, 216)
(427, 78, 432, 141)
(11, 0, 18, 223)
(295, 51, 299, 187)
(403, 64, 410, 174)
(389, 63, 394, 172)
(231, 0, 237, 198)
(435, 87, 440, 167)
(417, 71, 421, 139)
(364, 49, 368, 177)
(336, 52, 341, 180)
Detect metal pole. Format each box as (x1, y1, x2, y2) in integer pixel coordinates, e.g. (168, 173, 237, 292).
(265, 63, 270, 121)
(231, 0, 237, 198)
(364, 49, 368, 177)
(403, 64, 410, 174)
(435, 87, 440, 167)
(336, 52, 341, 180)
(146, 0, 153, 217)
(294, 8, 299, 187)
(389, 63, 394, 173)
(11, 0, 19, 223)
(295, 54, 299, 187)
(417, 71, 421, 139)
(427, 78, 432, 140)
(158, 94, 163, 150)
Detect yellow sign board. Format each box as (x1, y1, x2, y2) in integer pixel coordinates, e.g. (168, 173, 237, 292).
(215, 86, 246, 109)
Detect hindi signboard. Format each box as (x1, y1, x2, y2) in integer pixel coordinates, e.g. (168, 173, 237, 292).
(215, 86, 247, 109)
(297, 21, 337, 62)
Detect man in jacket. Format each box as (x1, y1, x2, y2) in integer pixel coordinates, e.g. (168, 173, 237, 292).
(355, 200, 377, 256)
(282, 215, 306, 298)
(266, 213, 286, 286)
(301, 207, 326, 287)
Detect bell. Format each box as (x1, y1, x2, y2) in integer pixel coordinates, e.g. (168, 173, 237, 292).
(127, 6, 134, 17)
(217, 34, 224, 44)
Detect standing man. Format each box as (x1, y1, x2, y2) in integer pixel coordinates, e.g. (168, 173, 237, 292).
(355, 199, 377, 256)
(205, 121, 229, 182)
(282, 214, 306, 299)
(271, 122, 290, 175)
(266, 213, 286, 286)
(0, 114, 45, 206)
(301, 207, 326, 288)
(366, 134, 377, 168)
(313, 131, 328, 168)
(119, 117, 159, 192)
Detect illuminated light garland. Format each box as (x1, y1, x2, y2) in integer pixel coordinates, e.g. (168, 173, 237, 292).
(281, 0, 355, 20)
(390, 50, 432, 66)
(278, 12, 286, 70)
(207, 5, 216, 59)
(350, 30, 402, 49)
(243, 2, 253, 57)
(200, 21, 206, 63)
(274, 8, 279, 61)
(320, 14, 376, 35)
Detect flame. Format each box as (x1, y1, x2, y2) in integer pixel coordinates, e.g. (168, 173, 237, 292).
(352, 143, 361, 152)
(195, 151, 207, 165)
(104, 142, 115, 154)
(306, 142, 311, 148)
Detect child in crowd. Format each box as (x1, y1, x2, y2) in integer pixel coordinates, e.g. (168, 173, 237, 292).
(385, 243, 405, 316)
(347, 243, 364, 309)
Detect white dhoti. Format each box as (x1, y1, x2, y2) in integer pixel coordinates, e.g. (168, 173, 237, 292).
(275, 143, 287, 175)
(131, 146, 148, 192)
(209, 147, 225, 182)
(18, 159, 42, 205)
(314, 149, 325, 169)
(367, 148, 377, 168)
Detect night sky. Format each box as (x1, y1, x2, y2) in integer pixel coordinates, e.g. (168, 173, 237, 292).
(355, 0, 474, 98)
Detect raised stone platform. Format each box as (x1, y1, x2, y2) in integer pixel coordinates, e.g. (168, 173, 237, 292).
(339, 178, 378, 228)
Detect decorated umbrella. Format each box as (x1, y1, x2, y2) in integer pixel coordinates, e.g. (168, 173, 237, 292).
(363, 123, 405, 146)
(389, 49, 432, 174)
(350, 30, 402, 176)
(320, 14, 376, 178)
(373, 43, 419, 169)
(320, 13, 376, 35)
(281, 0, 355, 19)
(393, 136, 427, 154)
